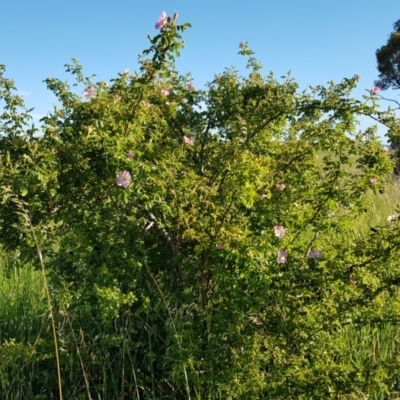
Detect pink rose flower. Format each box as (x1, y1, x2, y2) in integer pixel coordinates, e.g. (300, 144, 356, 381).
(161, 89, 170, 96)
(116, 171, 131, 188)
(82, 87, 95, 99)
(370, 178, 377, 185)
(183, 136, 194, 145)
(274, 225, 286, 239)
(277, 249, 288, 264)
(155, 11, 168, 29)
(308, 249, 323, 259)
(371, 86, 380, 95)
(127, 151, 134, 159)
(276, 183, 285, 190)
(187, 82, 194, 89)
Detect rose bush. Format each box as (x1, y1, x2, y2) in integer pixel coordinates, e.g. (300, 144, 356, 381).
(1, 11, 400, 399)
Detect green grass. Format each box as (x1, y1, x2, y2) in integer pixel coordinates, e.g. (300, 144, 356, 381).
(0, 251, 50, 400)
(339, 322, 400, 399)
(337, 177, 400, 399)
(0, 251, 47, 344)
(351, 178, 400, 237)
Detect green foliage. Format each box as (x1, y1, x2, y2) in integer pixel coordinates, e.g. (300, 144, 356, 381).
(0, 252, 53, 399)
(375, 18, 400, 174)
(375, 19, 400, 91)
(1, 13, 400, 399)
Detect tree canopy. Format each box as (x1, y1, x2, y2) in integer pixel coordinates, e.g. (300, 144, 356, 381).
(375, 18, 400, 91)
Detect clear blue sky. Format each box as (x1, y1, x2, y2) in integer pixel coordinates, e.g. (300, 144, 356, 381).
(2, 0, 399, 140)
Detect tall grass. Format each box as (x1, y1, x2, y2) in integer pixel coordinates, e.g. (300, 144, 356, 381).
(337, 177, 400, 399)
(0, 250, 142, 399)
(0, 252, 46, 343)
(0, 250, 49, 399)
(351, 178, 400, 237)
(339, 322, 400, 399)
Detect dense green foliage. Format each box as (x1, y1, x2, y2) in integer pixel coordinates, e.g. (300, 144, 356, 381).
(1, 13, 400, 399)
(375, 18, 400, 173)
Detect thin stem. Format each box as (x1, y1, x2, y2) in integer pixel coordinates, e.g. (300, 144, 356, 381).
(25, 213, 63, 400)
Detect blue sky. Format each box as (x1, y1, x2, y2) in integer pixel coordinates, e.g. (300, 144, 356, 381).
(2, 0, 399, 141)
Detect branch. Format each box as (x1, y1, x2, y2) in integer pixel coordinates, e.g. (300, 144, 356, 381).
(129, 201, 177, 256)
(378, 95, 400, 110)
(147, 211, 176, 253)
